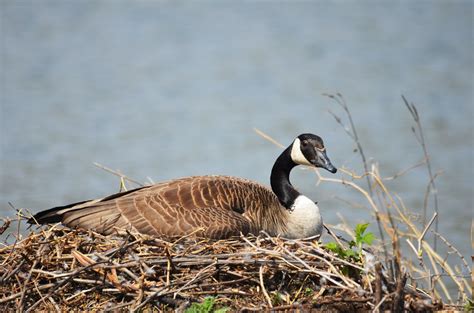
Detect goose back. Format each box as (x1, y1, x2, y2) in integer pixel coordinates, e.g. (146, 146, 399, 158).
(34, 175, 288, 239)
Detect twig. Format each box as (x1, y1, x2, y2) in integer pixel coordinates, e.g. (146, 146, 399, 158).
(0, 283, 57, 304)
(93, 162, 144, 187)
(372, 293, 393, 313)
(418, 213, 437, 252)
(391, 272, 407, 313)
(259, 266, 272, 308)
(324, 93, 372, 196)
(402, 95, 439, 251)
(323, 224, 345, 248)
(254, 128, 285, 148)
(382, 159, 426, 181)
(431, 231, 469, 271)
(374, 263, 383, 312)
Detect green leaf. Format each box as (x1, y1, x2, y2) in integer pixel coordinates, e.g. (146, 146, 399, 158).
(354, 223, 369, 244)
(202, 297, 214, 312)
(361, 232, 375, 245)
(344, 249, 357, 259)
(325, 242, 339, 252)
(464, 299, 474, 312)
(186, 297, 219, 313)
(325, 242, 349, 259)
(355, 223, 369, 236)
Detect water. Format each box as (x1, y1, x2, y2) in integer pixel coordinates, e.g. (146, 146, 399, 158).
(1, 0, 472, 286)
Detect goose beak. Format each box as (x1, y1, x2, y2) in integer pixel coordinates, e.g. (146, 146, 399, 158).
(316, 150, 337, 174)
(324, 161, 337, 174)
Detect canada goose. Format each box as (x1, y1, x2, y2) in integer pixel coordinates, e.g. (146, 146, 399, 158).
(29, 134, 337, 239)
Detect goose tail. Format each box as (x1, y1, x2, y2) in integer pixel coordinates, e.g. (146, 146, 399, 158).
(28, 199, 93, 225)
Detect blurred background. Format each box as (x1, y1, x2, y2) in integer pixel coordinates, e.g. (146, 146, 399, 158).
(1, 1, 472, 270)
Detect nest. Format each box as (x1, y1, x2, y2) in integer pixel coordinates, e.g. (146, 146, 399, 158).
(2, 97, 469, 311)
(0, 222, 441, 312)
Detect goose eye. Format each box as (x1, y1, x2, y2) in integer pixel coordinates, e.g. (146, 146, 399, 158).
(301, 140, 308, 146)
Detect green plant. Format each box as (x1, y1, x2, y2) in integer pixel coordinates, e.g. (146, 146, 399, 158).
(270, 292, 284, 306)
(185, 297, 229, 313)
(325, 223, 375, 262)
(464, 299, 473, 312)
(325, 241, 357, 260)
(352, 223, 375, 249)
(304, 287, 314, 296)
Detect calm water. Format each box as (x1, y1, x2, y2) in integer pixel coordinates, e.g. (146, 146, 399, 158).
(1, 1, 472, 275)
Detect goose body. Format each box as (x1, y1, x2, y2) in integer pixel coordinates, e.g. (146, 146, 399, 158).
(30, 134, 337, 239)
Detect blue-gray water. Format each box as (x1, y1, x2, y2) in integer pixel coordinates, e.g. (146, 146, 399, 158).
(1, 0, 472, 287)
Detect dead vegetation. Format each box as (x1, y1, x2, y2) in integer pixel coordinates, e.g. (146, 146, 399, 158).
(0, 222, 447, 312)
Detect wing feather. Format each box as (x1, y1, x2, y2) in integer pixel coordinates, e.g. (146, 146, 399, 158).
(31, 176, 285, 239)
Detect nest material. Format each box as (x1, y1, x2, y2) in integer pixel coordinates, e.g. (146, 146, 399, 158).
(0, 224, 440, 312)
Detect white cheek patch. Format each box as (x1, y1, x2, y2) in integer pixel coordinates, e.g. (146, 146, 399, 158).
(290, 138, 312, 166)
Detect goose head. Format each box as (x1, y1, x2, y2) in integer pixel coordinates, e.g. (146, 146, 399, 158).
(290, 133, 337, 173)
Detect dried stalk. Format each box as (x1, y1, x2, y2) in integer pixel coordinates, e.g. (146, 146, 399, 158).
(402, 95, 439, 251)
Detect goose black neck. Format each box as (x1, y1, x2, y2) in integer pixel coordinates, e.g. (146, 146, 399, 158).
(270, 145, 300, 209)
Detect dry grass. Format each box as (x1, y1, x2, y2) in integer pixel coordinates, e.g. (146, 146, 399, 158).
(0, 220, 445, 312)
(318, 94, 470, 308)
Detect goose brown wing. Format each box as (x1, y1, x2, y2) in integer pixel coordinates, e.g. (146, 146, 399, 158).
(116, 176, 259, 238)
(33, 176, 266, 238)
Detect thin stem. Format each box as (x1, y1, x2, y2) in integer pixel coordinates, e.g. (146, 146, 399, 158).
(324, 93, 372, 196)
(402, 95, 439, 252)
